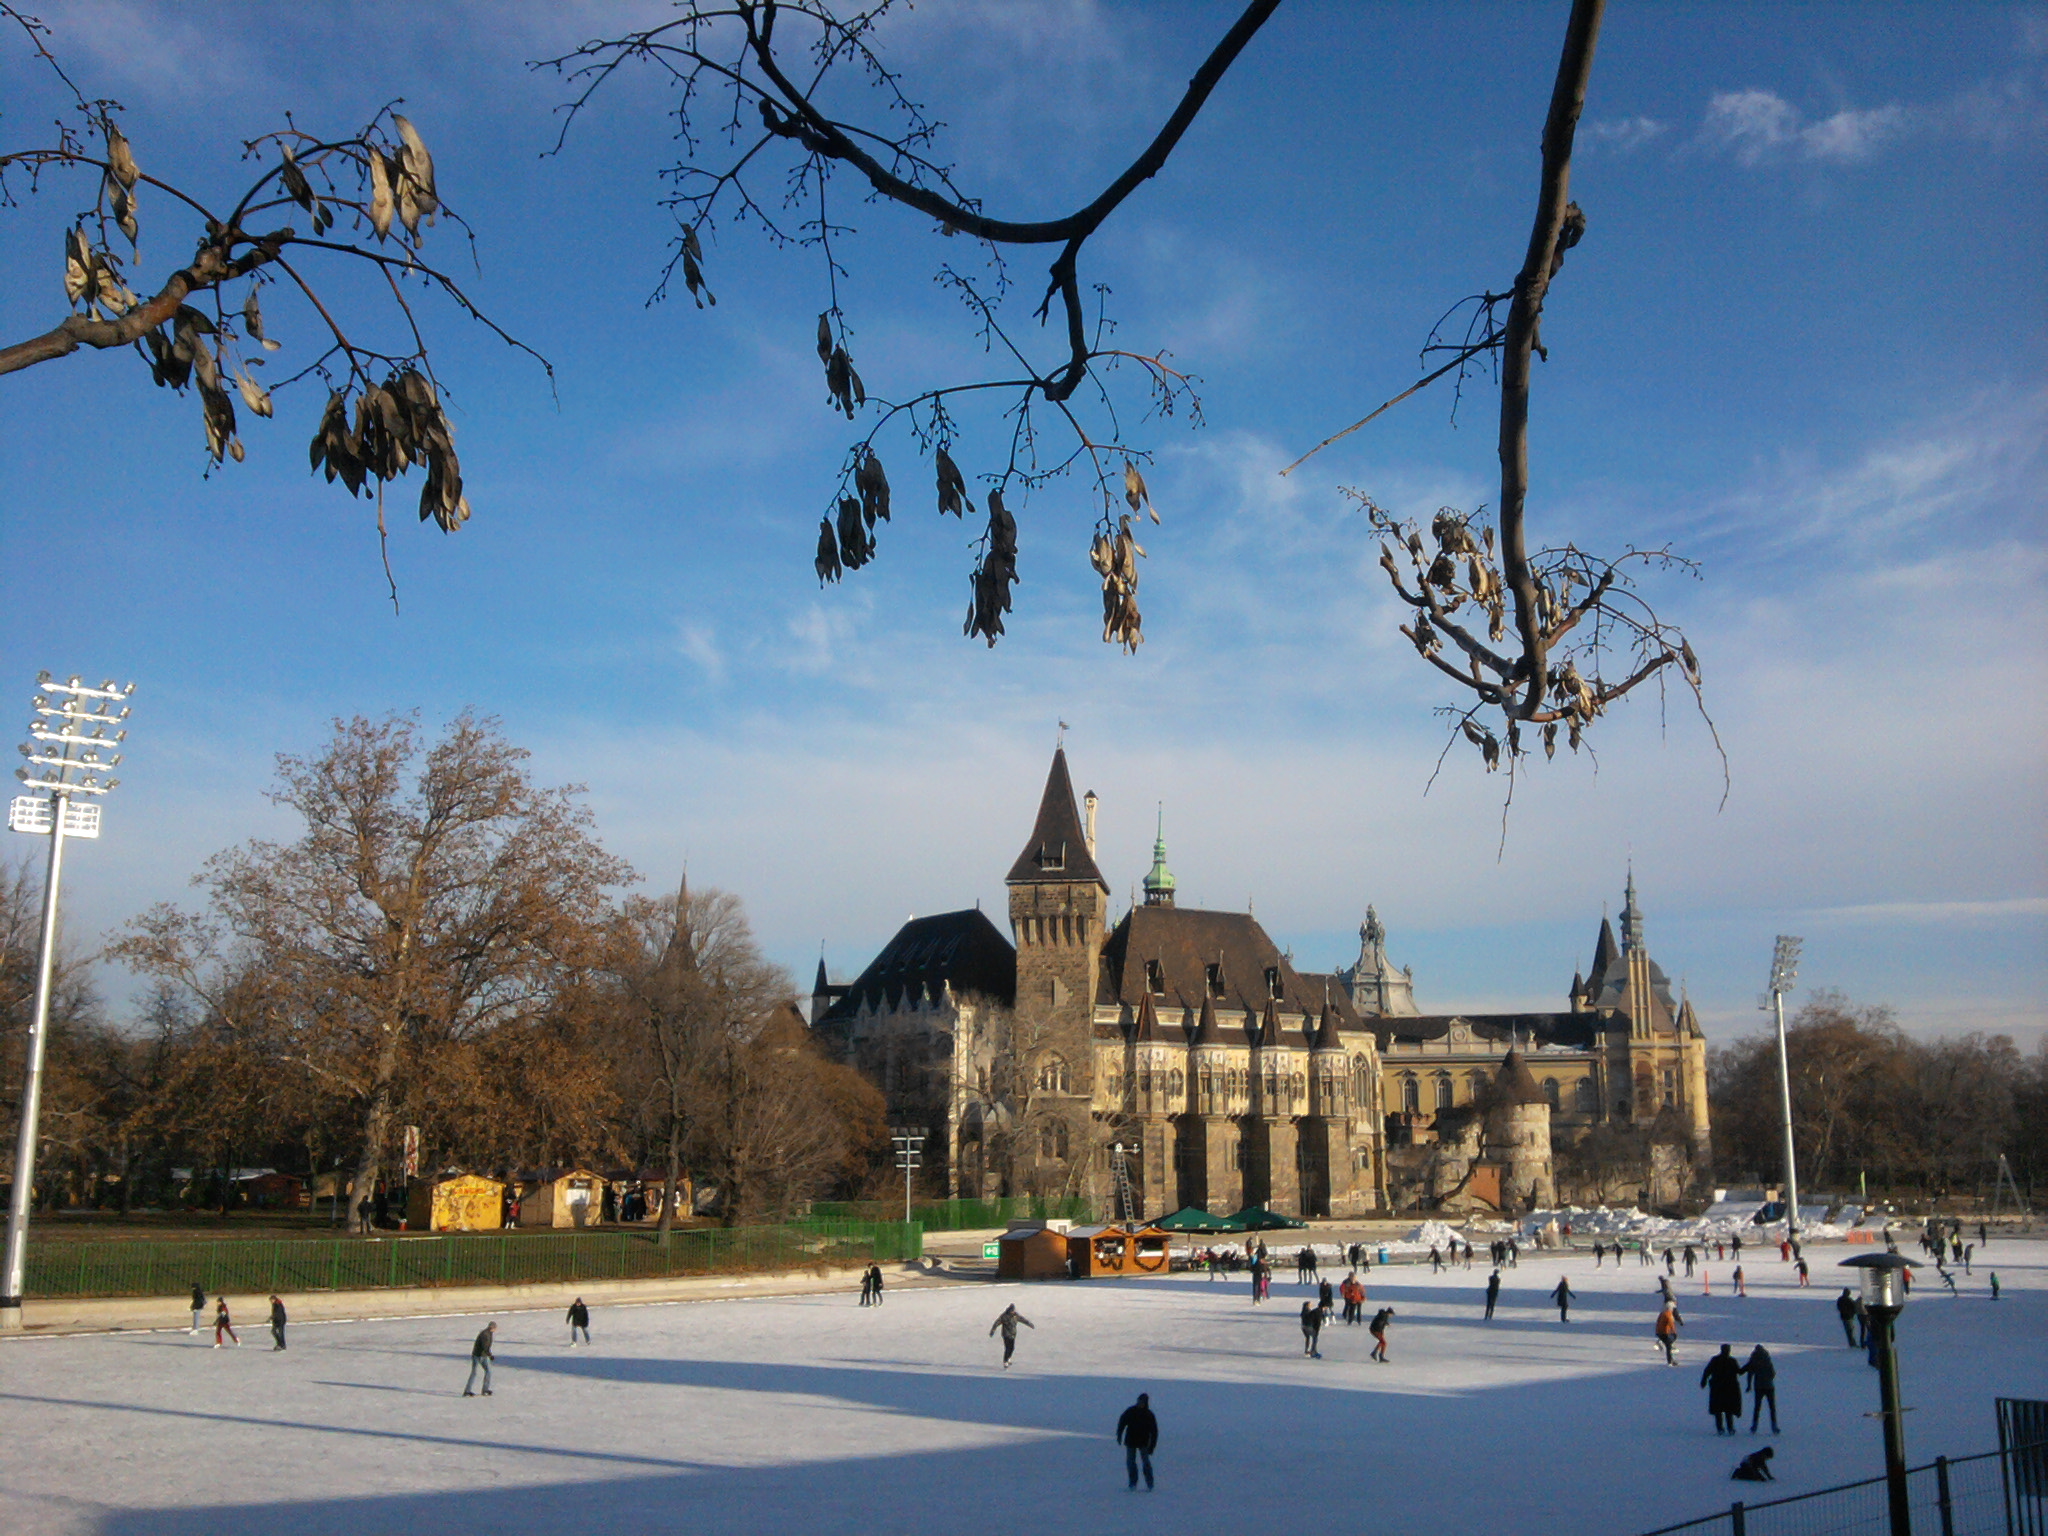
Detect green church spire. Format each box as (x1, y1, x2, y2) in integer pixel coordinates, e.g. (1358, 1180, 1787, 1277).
(1142, 804, 1176, 907)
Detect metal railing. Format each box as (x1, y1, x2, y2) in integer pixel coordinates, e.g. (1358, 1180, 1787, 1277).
(24, 1219, 923, 1299)
(1639, 1441, 2047, 1536)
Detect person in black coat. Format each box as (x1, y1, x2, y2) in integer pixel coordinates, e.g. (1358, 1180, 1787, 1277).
(1834, 1287, 1859, 1347)
(1299, 1300, 1324, 1358)
(1741, 1344, 1778, 1432)
(1116, 1392, 1159, 1489)
(1551, 1277, 1575, 1322)
(989, 1304, 1033, 1368)
(1733, 1446, 1776, 1482)
(1701, 1344, 1744, 1434)
(268, 1295, 288, 1351)
(189, 1282, 206, 1335)
(1484, 1269, 1501, 1320)
(566, 1297, 591, 1345)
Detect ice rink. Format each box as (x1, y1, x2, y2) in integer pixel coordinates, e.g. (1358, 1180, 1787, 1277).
(2, 1241, 2040, 1535)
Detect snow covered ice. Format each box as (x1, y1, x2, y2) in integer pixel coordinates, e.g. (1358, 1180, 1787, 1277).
(2, 1241, 2041, 1535)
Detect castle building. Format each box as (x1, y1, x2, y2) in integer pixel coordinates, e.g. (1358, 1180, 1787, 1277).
(813, 748, 1708, 1217)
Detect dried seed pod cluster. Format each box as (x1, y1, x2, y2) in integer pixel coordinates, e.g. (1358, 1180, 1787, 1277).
(310, 369, 470, 530)
(1089, 514, 1145, 653)
(965, 489, 1019, 646)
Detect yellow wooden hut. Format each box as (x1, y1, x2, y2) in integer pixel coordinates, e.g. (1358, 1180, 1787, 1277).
(406, 1173, 505, 1233)
(522, 1170, 607, 1229)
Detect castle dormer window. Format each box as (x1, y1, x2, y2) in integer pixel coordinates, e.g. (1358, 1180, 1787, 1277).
(1205, 962, 1226, 998)
(1145, 958, 1165, 995)
(1265, 966, 1282, 999)
(1037, 842, 1065, 871)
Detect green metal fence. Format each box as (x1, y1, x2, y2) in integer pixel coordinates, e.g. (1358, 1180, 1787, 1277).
(25, 1219, 922, 1300)
(810, 1195, 1096, 1230)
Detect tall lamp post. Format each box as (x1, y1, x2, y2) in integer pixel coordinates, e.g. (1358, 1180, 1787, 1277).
(1841, 1251, 1915, 1536)
(2, 673, 135, 1332)
(1765, 935, 1803, 1246)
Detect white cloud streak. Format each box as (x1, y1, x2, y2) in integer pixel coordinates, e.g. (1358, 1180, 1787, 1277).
(1702, 89, 1906, 165)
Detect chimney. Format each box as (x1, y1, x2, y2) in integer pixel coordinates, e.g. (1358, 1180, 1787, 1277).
(1083, 790, 1098, 858)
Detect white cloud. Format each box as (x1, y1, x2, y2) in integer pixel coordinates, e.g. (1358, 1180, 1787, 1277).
(675, 622, 726, 685)
(1585, 115, 1669, 153)
(1702, 89, 1906, 165)
(1804, 898, 2048, 926)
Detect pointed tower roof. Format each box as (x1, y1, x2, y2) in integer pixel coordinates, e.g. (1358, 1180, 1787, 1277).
(1141, 804, 1177, 907)
(813, 955, 831, 994)
(1313, 1000, 1345, 1050)
(1188, 992, 1220, 1046)
(1006, 747, 1109, 890)
(1621, 867, 1644, 953)
(1131, 988, 1164, 1044)
(1258, 996, 1286, 1049)
(1586, 916, 1618, 989)
(1496, 1048, 1548, 1106)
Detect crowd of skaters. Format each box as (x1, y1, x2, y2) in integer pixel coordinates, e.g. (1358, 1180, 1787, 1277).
(164, 1213, 2014, 1493)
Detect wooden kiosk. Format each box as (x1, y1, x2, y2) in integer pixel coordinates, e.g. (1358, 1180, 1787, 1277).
(406, 1173, 505, 1232)
(1066, 1222, 1174, 1279)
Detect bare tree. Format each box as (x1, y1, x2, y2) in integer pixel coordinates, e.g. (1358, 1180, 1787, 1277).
(540, 0, 1280, 650)
(0, 5, 544, 602)
(112, 712, 632, 1230)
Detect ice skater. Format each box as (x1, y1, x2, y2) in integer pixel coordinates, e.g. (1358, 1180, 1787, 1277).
(1340, 1271, 1365, 1324)
(1300, 1300, 1324, 1358)
(1317, 1277, 1335, 1321)
(268, 1295, 287, 1351)
(1795, 1256, 1810, 1288)
(1990, 1272, 2001, 1300)
(1551, 1276, 1575, 1322)
(566, 1296, 591, 1344)
(1732, 1447, 1776, 1482)
(1835, 1288, 1859, 1347)
(213, 1297, 240, 1348)
(1655, 1301, 1683, 1366)
(1741, 1344, 1778, 1433)
(1368, 1306, 1394, 1362)
(1116, 1392, 1158, 1490)
(1484, 1268, 1501, 1320)
(1702, 1344, 1743, 1434)
(464, 1322, 496, 1395)
(189, 1281, 206, 1335)
(990, 1304, 1033, 1368)
(1429, 1245, 1443, 1274)
(1733, 1265, 1746, 1298)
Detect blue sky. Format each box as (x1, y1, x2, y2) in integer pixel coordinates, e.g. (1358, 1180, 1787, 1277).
(4, 1, 2043, 1048)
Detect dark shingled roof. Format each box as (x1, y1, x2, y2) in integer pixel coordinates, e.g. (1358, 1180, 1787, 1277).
(1496, 1048, 1548, 1105)
(1005, 748, 1109, 890)
(1382, 1012, 1606, 1051)
(817, 908, 1016, 1023)
(1098, 905, 1368, 1039)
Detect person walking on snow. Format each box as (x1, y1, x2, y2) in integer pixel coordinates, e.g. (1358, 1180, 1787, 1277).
(464, 1322, 496, 1396)
(189, 1281, 206, 1335)
(1702, 1344, 1743, 1435)
(1484, 1269, 1502, 1320)
(566, 1297, 591, 1345)
(1683, 1246, 1697, 1278)
(1430, 1245, 1443, 1274)
(1795, 1256, 1810, 1288)
(1990, 1272, 2001, 1300)
(1733, 1265, 1747, 1298)
(1655, 1302, 1683, 1366)
(1741, 1344, 1778, 1433)
(1368, 1306, 1394, 1363)
(1317, 1277, 1334, 1321)
(1834, 1288, 1858, 1347)
(1551, 1276, 1575, 1322)
(1116, 1392, 1158, 1490)
(268, 1295, 287, 1351)
(213, 1298, 239, 1348)
(1300, 1300, 1324, 1358)
(990, 1304, 1034, 1368)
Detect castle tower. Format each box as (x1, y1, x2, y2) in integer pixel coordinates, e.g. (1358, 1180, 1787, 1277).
(1006, 747, 1111, 1199)
(1300, 1001, 1357, 1218)
(1488, 1050, 1556, 1211)
(1124, 989, 1174, 1219)
(1245, 998, 1302, 1213)
(1186, 993, 1238, 1213)
(1141, 807, 1176, 908)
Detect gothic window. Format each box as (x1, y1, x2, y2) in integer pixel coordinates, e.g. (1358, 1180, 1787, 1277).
(1145, 958, 1165, 994)
(1575, 1076, 1598, 1114)
(1106, 1071, 1122, 1100)
(1661, 1068, 1676, 1108)
(1265, 1072, 1279, 1103)
(1037, 1054, 1071, 1095)
(1139, 1068, 1153, 1097)
(1401, 1075, 1420, 1113)
(1292, 1072, 1305, 1105)
(1543, 1078, 1561, 1111)
(1168, 1069, 1183, 1102)
(1434, 1075, 1453, 1111)
(1206, 962, 1226, 998)
(1352, 1056, 1371, 1104)
(1040, 1120, 1070, 1160)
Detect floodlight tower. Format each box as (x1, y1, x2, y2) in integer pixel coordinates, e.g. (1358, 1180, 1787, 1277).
(2, 673, 135, 1332)
(1765, 935, 1803, 1247)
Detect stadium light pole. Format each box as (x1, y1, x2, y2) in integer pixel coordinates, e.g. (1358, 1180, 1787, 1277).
(1765, 935, 1803, 1249)
(1, 673, 135, 1332)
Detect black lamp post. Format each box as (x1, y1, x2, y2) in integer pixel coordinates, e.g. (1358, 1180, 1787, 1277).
(1841, 1251, 1915, 1536)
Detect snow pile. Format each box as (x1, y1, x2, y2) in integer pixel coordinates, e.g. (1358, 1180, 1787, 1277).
(1513, 1203, 1854, 1245)
(1406, 1220, 1466, 1249)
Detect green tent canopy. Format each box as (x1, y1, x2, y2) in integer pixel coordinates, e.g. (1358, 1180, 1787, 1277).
(1230, 1206, 1308, 1230)
(1154, 1206, 1247, 1233)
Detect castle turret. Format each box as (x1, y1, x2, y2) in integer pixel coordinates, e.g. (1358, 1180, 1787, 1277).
(1007, 747, 1111, 1200)
(1487, 1049, 1556, 1211)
